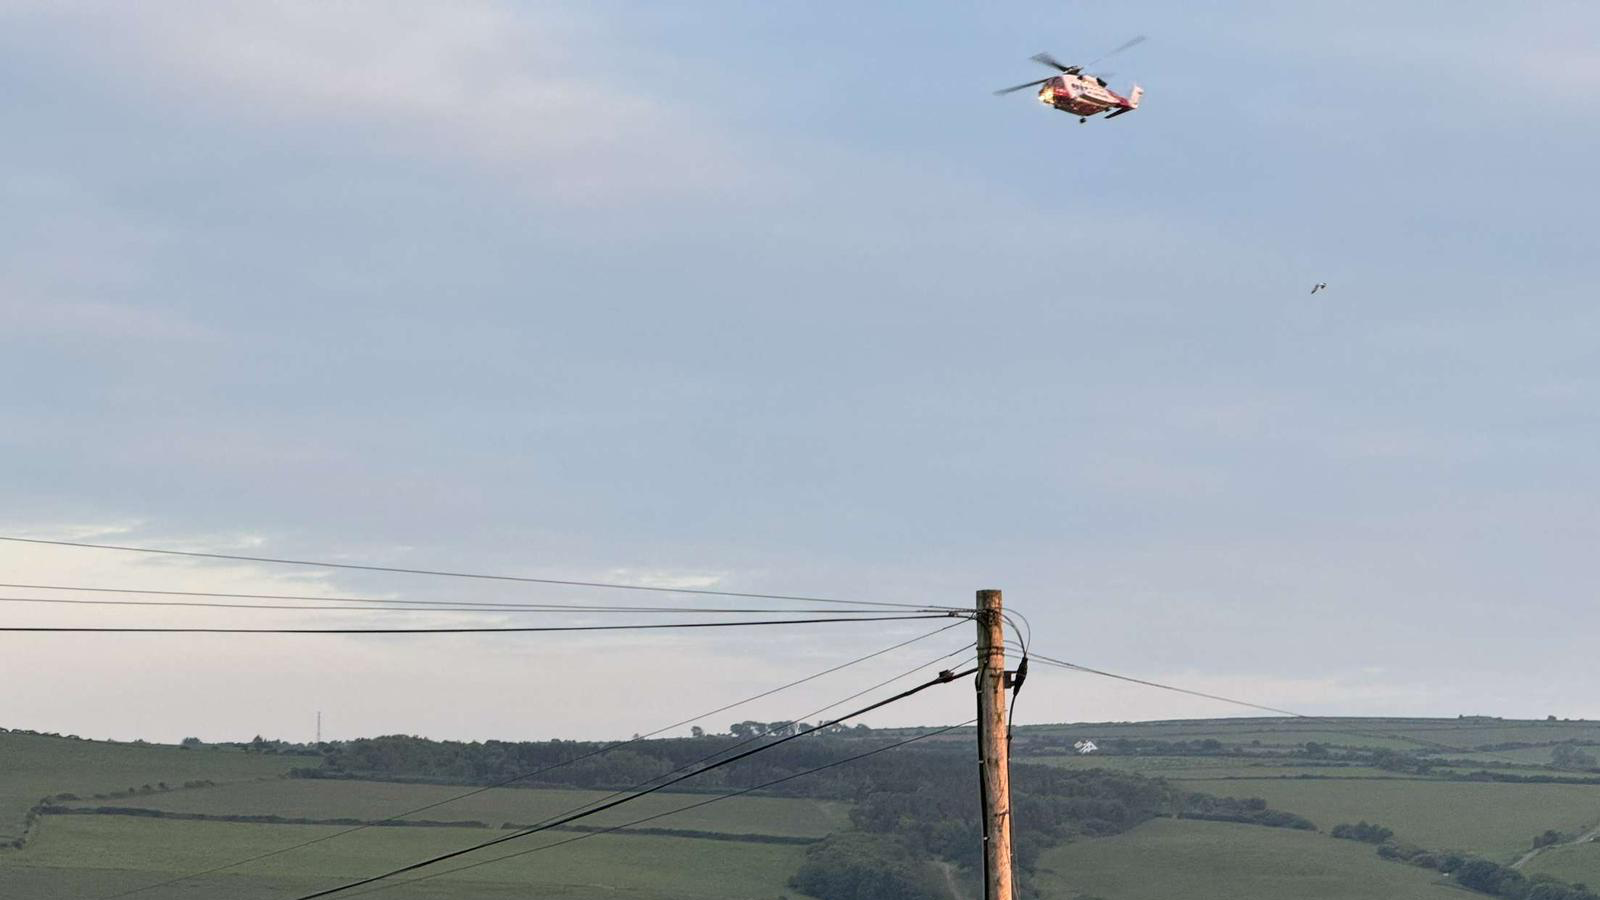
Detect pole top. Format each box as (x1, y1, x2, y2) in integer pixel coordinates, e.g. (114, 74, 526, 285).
(976, 589, 1002, 609)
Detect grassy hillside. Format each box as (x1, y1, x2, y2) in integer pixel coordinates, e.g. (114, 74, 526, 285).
(8, 815, 806, 900)
(1036, 818, 1463, 900)
(1019, 717, 1600, 743)
(1173, 777, 1600, 861)
(1525, 839, 1600, 887)
(8, 716, 1600, 899)
(0, 731, 300, 842)
(58, 778, 851, 838)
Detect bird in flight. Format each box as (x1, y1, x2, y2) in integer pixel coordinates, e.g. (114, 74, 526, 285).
(1310, 282, 1328, 295)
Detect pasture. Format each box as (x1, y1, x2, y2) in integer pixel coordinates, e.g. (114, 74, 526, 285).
(0, 731, 299, 842)
(1174, 776, 1600, 861)
(7, 815, 806, 900)
(1035, 818, 1463, 900)
(59, 777, 851, 838)
(1525, 839, 1600, 887)
(1017, 717, 1600, 751)
(8, 717, 1600, 899)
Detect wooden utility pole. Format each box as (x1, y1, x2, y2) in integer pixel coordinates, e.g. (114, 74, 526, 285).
(975, 588, 1014, 900)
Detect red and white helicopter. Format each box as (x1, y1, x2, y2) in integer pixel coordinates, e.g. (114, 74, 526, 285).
(995, 36, 1146, 123)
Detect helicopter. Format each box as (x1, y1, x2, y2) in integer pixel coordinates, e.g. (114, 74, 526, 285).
(995, 36, 1147, 123)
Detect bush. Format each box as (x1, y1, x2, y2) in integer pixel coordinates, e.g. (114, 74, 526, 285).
(790, 834, 947, 900)
(1553, 745, 1599, 770)
(1332, 821, 1395, 844)
(1180, 794, 1315, 831)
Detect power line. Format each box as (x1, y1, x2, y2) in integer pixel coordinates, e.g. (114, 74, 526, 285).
(0, 594, 934, 617)
(1023, 650, 1533, 762)
(430, 640, 981, 878)
(291, 664, 979, 899)
(0, 583, 950, 615)
(343, 721, 978, 898)
(1027, 652, 1305, 718)
(95, 622, 967, 900)
(0, 536, 955, 610)
(0, 613, 956, 635)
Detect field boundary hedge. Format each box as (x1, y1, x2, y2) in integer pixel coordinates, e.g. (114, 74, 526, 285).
(37, 805, 821, 845)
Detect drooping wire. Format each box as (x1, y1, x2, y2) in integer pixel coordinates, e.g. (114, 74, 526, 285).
(0, 613, 956, 635)
(1021, 649, 1532, 762)
(0, 536, 958, 610)
(342, 720, 979, 898)
(1026, 652, 1305, 717)
(440, 639, 980, 870)
(290, 665, 979, 899)
(0, 583, 953, 615)
(95, 621, 967, 900)
(0, 593, 938, 616)
(1001, 609, 1032, 655)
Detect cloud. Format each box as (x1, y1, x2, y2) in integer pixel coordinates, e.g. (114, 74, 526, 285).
(598, 569, 726, 591)
(0, 522, 973, 741)
(1, 297, 211, 341)
(4, 0, 754, 204)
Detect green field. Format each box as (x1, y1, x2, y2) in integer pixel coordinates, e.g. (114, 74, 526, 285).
(9, 717, 1600, 899)
(0, 732, 300, 842)
(1525, 838, 1600, 887)
(59, 778, 850, 838)
(6, 815, 806, 900)
(1026, 754, 1404, 780)
(1176, 777, 1600, 860)
(1444, 745, 1600, 766)
(1017, 718, 1600, 751)
(1036, 818, 1462, 900)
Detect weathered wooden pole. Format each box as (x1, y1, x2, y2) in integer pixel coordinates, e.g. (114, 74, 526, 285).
(975, 588, 1014, 900)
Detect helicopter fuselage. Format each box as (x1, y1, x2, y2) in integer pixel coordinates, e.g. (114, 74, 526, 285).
(1038, 74, 1140, 119)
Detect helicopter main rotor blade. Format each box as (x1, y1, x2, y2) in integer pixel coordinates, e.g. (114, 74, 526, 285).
(1029, 51, 1076, 73)
(993, 77, 1052, 96)
(1082, 34, 1146, 70)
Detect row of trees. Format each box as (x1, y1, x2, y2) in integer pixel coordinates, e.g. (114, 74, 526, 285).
(293, 732, 1337, 900)
(1179, 794, 1315, 830)
(1351, 830, 1598, 899)
(790, 835, 950, 900)
(726, 721, 867, 739)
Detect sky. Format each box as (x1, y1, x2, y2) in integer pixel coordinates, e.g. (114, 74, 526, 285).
(2, 0, 1598, 744)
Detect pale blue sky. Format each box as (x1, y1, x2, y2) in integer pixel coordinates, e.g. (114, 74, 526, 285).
(2, 1, 1598, 742)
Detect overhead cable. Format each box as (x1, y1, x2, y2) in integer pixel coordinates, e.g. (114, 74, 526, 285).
(343, 721, 978, 898)
(1024, 649, 1530, 762)
(0, 536, 954, 610)
(0, 593, 933, 616)
(0, 583, 950, 614)
(0, 613, 956, 635)
(453, 640, 981, 862)
(1027, 652, 1305, 718)
(291, 664, 980, 898)
(95, 621, 967, 900)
